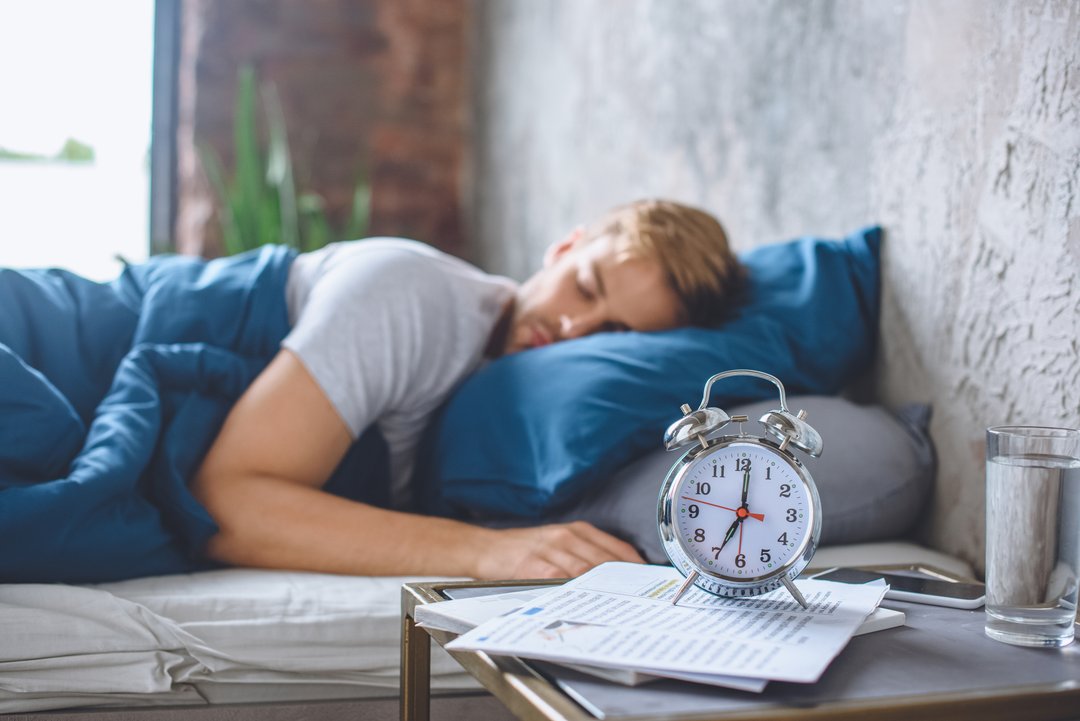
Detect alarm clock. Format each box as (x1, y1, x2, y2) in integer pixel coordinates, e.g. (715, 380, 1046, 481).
(657, 369, 823, 608)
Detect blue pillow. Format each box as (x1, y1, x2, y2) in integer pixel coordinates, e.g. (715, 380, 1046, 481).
(419, 227, 882, 519)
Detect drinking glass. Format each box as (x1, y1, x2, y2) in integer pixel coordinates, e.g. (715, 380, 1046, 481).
(984, 425, 1080, 647)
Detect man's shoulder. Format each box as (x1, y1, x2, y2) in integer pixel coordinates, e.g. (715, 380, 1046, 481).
(304, 238, 462, 271)
(294, 239, 442, 295)
(298, 238, 513, 310)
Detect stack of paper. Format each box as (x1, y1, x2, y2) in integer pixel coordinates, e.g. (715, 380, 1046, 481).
(417, 562, 901, 692)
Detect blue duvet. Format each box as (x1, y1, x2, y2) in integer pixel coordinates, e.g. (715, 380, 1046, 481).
(1, 246, 297, 583)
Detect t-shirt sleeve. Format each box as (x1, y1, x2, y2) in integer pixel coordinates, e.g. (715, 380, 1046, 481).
(281, 247, 457, 439)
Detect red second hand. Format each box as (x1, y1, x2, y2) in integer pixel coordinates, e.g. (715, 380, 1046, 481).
(682, 496, 765, 521)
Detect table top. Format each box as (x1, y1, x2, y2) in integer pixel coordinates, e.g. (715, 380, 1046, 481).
(402, 567, 1080, 721)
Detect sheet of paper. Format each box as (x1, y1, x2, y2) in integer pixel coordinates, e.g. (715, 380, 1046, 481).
(419, 581, 902, 639)
(447, 562, 887, 684)
(416, 588, 549, 634)
(417, 587, 764, 691)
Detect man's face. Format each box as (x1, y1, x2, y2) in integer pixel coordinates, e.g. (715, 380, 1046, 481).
(495, 229, 684, 356)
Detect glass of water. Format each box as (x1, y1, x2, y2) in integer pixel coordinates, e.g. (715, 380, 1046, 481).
(984, 425, 1080, 647)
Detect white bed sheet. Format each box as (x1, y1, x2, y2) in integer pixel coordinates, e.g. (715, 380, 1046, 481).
(0, 569, 477, 714)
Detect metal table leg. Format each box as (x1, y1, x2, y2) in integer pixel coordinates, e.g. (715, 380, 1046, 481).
(401, 602, 431, 721)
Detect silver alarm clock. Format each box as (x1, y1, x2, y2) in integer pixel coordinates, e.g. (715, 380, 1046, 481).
(657, 369, 823, 608)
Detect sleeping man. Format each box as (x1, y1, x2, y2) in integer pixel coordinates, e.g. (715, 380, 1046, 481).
(190, 199, 745, 581)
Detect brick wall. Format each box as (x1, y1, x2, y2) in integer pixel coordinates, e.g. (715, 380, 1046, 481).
(174, 0, 469, 257)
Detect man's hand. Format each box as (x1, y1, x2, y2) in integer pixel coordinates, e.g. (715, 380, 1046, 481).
(475, 521, 645, 580)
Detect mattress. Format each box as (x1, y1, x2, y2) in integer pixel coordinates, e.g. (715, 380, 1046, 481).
(0, 569, 477, 714)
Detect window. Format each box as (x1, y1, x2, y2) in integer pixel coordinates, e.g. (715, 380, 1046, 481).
(0, 1, 155, 280)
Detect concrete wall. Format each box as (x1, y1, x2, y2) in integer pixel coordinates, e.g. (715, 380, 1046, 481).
(470, 0, 1080, 572)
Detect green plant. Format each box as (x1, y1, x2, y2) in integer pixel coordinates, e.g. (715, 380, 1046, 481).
(0, 138, 95, 163)
(56, 138, 95, 163)
(201, 66, 370, 256)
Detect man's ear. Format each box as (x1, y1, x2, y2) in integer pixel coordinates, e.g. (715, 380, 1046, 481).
(542, 226, 585, 267)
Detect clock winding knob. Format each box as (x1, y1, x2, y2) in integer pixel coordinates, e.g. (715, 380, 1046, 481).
(758, 408, 823, 457)
(663, 406, 732, 451)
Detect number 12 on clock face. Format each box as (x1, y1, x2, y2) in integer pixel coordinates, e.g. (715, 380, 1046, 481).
(674, 442, 810, 579)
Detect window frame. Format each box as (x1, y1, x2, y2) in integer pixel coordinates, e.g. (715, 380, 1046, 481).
(149, 0, 180, 255)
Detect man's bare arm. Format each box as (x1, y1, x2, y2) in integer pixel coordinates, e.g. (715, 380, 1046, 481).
(191, 350, 643, 578)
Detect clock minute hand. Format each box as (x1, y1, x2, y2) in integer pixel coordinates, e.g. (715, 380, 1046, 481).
(740, 468, 750, 508)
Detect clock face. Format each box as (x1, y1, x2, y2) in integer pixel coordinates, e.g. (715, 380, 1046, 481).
(670, 440, 814, 583)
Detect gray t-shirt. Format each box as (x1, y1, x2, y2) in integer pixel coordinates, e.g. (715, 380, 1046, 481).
(283, 238, 517, 507)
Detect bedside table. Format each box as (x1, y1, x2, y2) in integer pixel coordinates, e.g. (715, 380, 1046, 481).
(401, 572, 1080, 721)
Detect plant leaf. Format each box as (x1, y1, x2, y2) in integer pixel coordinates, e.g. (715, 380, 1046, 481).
(233, 65, 266, 252)
(262, 83, 299, 250)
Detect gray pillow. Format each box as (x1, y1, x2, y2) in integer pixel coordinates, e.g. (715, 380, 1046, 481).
(542, 396, 935, 564)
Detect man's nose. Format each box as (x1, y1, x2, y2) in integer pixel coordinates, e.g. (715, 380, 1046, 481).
(558, 311, 605, 339)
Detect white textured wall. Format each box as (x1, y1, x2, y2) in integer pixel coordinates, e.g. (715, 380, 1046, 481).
(470, 0, 1080, 572)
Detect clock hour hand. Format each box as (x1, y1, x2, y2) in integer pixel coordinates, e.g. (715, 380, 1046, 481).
(717, 515, 742, 553)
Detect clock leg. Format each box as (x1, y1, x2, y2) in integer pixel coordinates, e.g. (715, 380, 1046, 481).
(781, 576, 809, 609)
(671, 571, 700, 606)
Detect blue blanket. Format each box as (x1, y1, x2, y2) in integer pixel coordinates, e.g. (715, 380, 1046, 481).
(0, 246, 391, 584)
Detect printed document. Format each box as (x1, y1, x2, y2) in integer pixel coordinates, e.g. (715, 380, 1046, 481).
(446, 562, 887, 685)
(417, 587, 765, 691)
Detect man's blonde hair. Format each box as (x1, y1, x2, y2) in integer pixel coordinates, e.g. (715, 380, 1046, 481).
(586, 199, 745, 327)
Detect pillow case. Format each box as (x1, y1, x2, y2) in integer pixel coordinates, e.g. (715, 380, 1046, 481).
(418, 227, 882, 519)
(538, 396, 936, 563)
